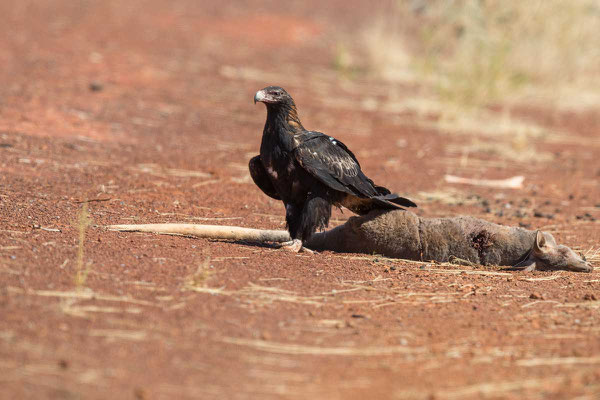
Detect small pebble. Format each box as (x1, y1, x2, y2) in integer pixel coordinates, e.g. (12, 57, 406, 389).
(133, 387, 147, 400)
(260, 331, 271, 340)
(89, 81, 103, 92)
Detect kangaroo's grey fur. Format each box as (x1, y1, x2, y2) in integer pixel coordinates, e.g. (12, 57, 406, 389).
(306, 210, 592, 272)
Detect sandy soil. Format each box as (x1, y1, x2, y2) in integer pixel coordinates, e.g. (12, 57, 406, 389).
(1, 1, 599, 399)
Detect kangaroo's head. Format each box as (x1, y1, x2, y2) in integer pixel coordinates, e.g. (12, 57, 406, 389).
(515, 231, 593, 272)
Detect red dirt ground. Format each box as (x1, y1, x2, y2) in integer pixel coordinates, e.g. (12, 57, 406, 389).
(1, 1, 599, 399)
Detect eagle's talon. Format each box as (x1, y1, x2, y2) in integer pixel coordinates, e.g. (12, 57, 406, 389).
(299, 246, 314, 254)
(279, 239, 314, 253)
(280, 239, 303, 253)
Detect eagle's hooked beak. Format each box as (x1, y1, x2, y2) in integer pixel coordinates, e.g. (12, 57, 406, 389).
(254, 90, 265, 104)
(254, 89, 280, 105)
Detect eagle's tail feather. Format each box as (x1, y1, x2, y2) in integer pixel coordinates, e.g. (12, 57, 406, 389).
(373, 185, 417, 208)
(379, 193, 417, 208)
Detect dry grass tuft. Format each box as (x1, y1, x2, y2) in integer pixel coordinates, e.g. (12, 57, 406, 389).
(430, 376, 572, 399)
(222, 337, 425, 356)
(59, 298, 143, 318)
(89, 329, 147, 341)
(185, 257, 216, 288)
(7, 286, 157, 306)
(516, 356, 600, 367)
(520, 272, 564, 282)
(135, 163, 211, 179)
(238, 283, 326, 306)
(185, 282, 326, 306)
(74, 202, 93, 287)
(584, 247, 600, 263)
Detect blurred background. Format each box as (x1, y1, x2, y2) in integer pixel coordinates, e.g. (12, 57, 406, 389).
(2, 0, 599, 166)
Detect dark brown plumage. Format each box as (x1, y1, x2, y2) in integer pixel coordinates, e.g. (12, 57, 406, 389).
(250, 86, 416, 251)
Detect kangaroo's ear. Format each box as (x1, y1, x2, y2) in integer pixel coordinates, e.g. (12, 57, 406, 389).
(533, 231, 547, 254)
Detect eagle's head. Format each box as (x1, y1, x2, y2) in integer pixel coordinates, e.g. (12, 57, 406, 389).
(254, 86, 303, 131)
(254, 86, 294, 107)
